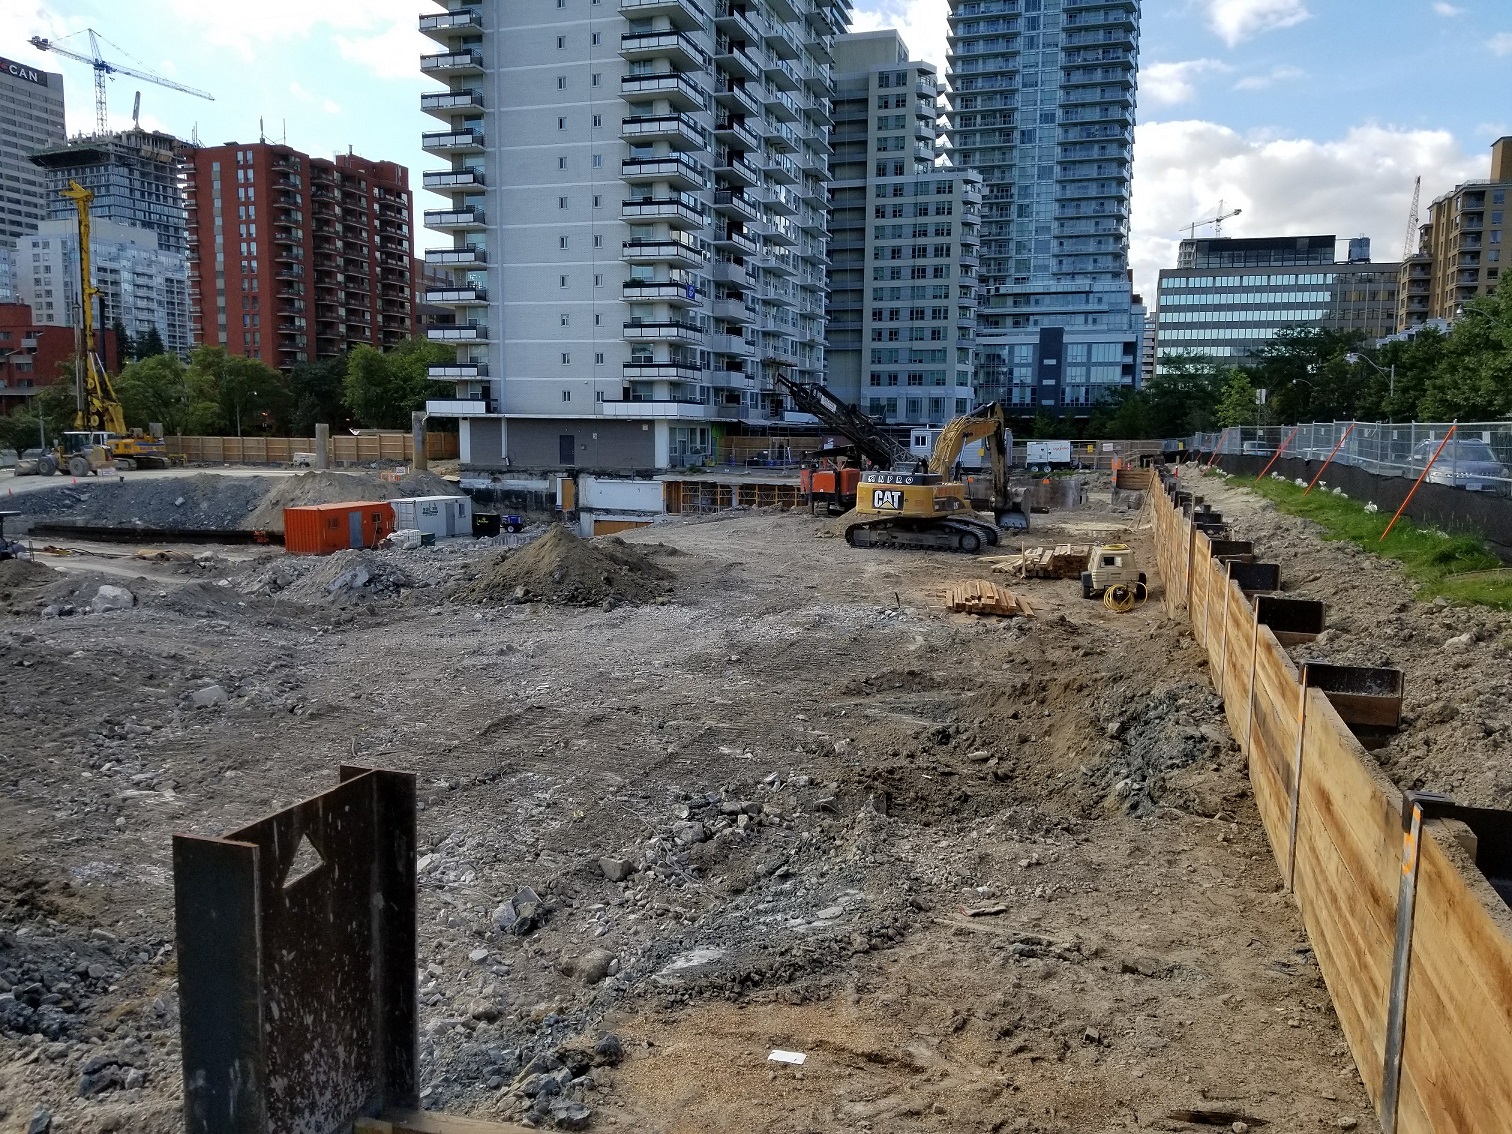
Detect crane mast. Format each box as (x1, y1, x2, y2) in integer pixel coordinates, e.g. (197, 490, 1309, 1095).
(1403, 175, 1422, 259)
(58, 179, 124, 436)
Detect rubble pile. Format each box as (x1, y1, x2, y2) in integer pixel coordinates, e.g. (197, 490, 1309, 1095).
(453, 525, 673, 607)
(11, 473, 276, 530)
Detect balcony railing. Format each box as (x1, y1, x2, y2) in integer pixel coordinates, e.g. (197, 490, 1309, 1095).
(622, 237, 708, 266)
(425, 247, 487, 265)
(621, 194, 709, 227)
(421, 89, 484, 115)
(422, 130, 485, 152)
(618, 0, 707, 32)
(620, 30, 710, 70)
(419, 10, 482, 35)
(426, 398, 495, 415)
(622, 320, 706, 344)
(620, 72, 709, 112)
(420, 49, 484, 73)
(424, 207, 486, 228)
(620, 154, 709, 190)
(423, 168, 485, 190)
(620, 113, 709, 151)
(429, 363, 489, 379)
(428, 325, 490, 342)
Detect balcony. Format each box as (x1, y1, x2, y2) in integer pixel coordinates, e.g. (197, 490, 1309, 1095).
(712, 259, 749, 286)
(623, 362, 703, 382)
(712, 297, 757, 323)
(421, 89, 484, 118)
(621, 194, 708, 228)
(426, 246, 487, 266)
(621, 154, 709, 191)
(621, 72, 709, 113)
(420, 168, 483, 191)
(621, 113, 708, 151)
(600, 399, 711, 419)
(420, 49, 484, 76)
(426, 398, 495, 415)
(712, 189, 761, 224)
(623, 320, 705, 345)
(714, 3, 760, 42)
(422, 129, 485, 154)
(426, 286, 487, 304)
(419, 10, 482, 39)
(620, 30, 709, 70)
(714, 116, 762, 152)
(428, 325, 489, 343)
(429, 363, 488, 379)
(712, 229, 760, 256)
(765, 152, 799, 183)
(714, 79, 762, 118)
(708, 332, 756, 356)
(622, 237, 707, 268)
(714, 42, 762, 82)
(424, 207, 485, 231)
(623, 279, 701, 305)
(715, 151, 761, 187)
(618, 0, 706, 31)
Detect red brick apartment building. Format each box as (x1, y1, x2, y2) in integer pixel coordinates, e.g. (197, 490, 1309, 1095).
(185, 144, 413, 371)
(0, 301, 118, 417)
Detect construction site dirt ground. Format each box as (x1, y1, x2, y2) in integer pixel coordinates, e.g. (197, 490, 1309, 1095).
(17, 469, 1506, 1133)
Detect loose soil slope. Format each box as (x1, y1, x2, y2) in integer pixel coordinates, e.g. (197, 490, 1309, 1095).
(454, 525, 674, 606)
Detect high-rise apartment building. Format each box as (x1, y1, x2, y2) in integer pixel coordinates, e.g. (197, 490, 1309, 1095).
(1154, 235, 1398, 373)
(30, 129, 192, 255)
(0, 55, 66, 249)
(0, 300, 120, 417)
(19, 216, 192, 357)
(947, 0, 1144, 416)
(825, 30, 981, 426)
(420, 0, 849, 473)
(184, 144, 414, 371)
(1399, 136, 1509, 328)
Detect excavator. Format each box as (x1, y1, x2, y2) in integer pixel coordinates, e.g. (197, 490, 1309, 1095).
(18, 180, 170, 477)
(775, 375, 1027, 553)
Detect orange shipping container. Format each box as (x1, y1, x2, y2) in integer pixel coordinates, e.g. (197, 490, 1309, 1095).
(283, 501, 395, 555)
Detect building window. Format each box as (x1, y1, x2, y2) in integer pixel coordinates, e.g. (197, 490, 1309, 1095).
(594, 274, 603, 287)
(591, 32, 601, 46)
(560, 236, 569, 249)
(591, 73, 601, 87)
(562, 390, 572, 401)
(560, 275, 569, 288)
(595, 352, 605, 364)
(594, 314, 602, 326)
(558, 76, 567, 90)
(559, 196, 568, 209)
(559, 156, 567, 170)
(558, 117, 566, 130)
(591, 153, 603, 168)
(592, 114, 602, 128)
(557, 36, 565, 49)
(562, 353, 571, 364)
(560, 314, 570, 326)
(593, 195, 602, 208)
(593, 234, 603, 248)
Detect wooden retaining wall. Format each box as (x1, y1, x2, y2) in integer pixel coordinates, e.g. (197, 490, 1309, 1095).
(164, 433, 459, 466)
(1149, 469, 1512, 1134)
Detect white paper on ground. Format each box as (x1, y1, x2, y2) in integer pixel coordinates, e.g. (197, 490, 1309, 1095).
(768, 1049, 806, 1065)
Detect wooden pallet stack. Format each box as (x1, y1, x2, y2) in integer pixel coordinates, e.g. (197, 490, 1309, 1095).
(987, 544, 1089, 579)
(943, 580, 1035, 617)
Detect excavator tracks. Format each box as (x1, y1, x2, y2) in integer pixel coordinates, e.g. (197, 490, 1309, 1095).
(844, 517, 1001, 554)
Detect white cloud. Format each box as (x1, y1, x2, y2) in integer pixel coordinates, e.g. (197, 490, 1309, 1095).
(1130, 122, 1486, 299)
(163, 0, 426, 78)
(847, 0, 950, 74)
(1233, 65, 1305, 91)
(1143, 59, 1229, 106)
(1432, 2, 1465, 14)
(1490, 33, 1512, 55)
(335, 21, 429, 82)
(1204, 0, 1311, 47)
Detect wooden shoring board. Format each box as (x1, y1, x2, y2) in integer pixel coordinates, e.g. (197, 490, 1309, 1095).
(1221, 581, 1256, 737)
(1290, 689, 1403, 1105)
(1205, 554, 1228, 675)
(944, 580, 1034, 617)
(1190, 533, 1211, 651)
(1395, 821, 1512, 1133)
(1247, 628, 1301, 865)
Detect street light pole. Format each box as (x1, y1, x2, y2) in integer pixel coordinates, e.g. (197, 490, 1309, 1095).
(1345, 352, 1395, 418)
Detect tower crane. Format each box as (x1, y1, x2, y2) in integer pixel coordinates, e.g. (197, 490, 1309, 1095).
(28, 29, 213, 136)
(1181, 201, 1243, 239)
(1402, 175, 1422, 259)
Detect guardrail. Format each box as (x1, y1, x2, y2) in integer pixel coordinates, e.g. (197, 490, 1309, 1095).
(1148, 466, 1512, 1134)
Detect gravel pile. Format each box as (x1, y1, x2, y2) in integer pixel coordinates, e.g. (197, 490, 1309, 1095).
(243, 470, 463, 533)
(453, 525, 673, 606)
(12, 474, 277, 530)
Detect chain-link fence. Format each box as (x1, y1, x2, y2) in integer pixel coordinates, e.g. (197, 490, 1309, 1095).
(1189, 422, 1512, 497)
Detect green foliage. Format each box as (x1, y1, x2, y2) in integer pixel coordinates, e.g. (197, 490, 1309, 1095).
(133, 326, 167, 361)
(1085, 385, 1153, 439)
(1232, 472, 1512, 608)
(112, 320, 131, 366)
(1214, 370, 1258, 427)
(183, 347, 292, 435)
(290, 354, 350, 436)
(1418, 289, 1512, 420)
(0, 384, 75, 453)
(342, 337, 453, 429)
(1141, 352, 1226, 436)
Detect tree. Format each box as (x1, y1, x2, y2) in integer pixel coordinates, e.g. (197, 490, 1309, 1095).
(1140, 352, 1226, 437)
(1419, 289, 1512, 421)
(1245, 326, 1366, 424)
(290, 354, 350, 436)
(118, 353, 191, 434)
(0, 383, 75, 453)
(113, 320, 131, 367)
(184, 347, 293, 436)
(133, 326, 166, 361)
(1086, 385, 1153, 439)
(343, 337, 453, 429)
(1214, 370, 1258, 427)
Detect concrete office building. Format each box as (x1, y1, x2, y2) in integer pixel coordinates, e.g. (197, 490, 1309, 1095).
(825, 30, 981, 425)
(1153, 235, 1398, 373)
(0, 55, 66, 248)
(1398, 136, 1510, 328)
(30, 128, 192, 255)
(947, 0, 1144, 416)
(419, 0, 850, 473)
(185, 143, 414, 370)
(19, 216, 193, 358)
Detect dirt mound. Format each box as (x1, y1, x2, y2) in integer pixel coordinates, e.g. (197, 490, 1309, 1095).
(13, 473, 277, 530)
(256, 549, 415, 605)
(243, 470, 463, 532)
(454, 525, 672, 606)
(0, 559, 66, 614)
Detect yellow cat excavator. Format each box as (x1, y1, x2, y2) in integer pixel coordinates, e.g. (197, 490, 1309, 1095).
(845, 402, 1028, 553)
(28, 180, 170, 477)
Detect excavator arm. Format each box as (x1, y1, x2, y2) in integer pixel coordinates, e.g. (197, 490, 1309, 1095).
(929, 403, 1023, 527)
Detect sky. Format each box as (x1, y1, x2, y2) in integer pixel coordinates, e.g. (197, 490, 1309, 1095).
(5, 0, 1511, 300)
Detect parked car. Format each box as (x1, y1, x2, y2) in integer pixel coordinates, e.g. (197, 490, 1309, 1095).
(1407, 439, 1511, 494)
